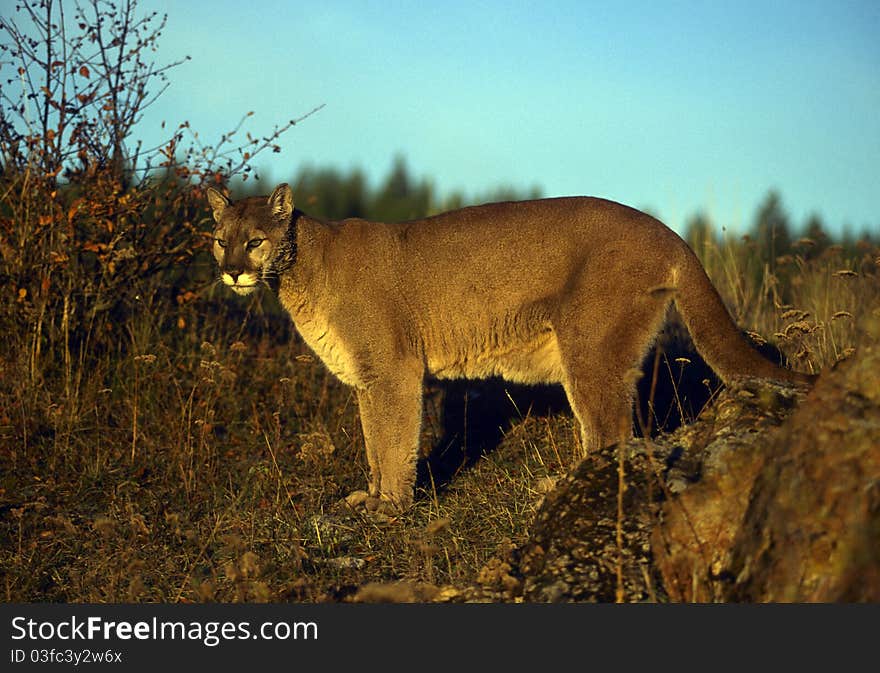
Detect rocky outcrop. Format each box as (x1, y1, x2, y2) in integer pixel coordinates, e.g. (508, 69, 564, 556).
(721, 342, 880, 601)
(653, 328, 880, 602)
(514, 377, 807, 603)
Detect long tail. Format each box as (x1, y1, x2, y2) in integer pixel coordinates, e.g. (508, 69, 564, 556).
(672, 249, 816, 389)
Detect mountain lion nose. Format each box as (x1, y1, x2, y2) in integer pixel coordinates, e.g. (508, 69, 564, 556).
(227, 269, 242, 282)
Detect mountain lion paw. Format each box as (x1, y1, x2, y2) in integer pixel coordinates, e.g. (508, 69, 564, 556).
(340, 490, 400, 518)
(342, 490, 370, 508)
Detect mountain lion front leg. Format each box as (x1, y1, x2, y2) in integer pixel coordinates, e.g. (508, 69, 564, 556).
(351, 364, 425, 513)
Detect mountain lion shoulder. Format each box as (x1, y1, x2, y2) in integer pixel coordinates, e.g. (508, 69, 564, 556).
(206, 183, 816, 511)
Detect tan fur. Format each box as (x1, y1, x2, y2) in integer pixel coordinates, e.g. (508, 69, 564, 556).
(207, 184, 816, 510)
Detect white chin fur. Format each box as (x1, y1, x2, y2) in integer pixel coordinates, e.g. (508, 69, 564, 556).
(222, 272, 259, 295)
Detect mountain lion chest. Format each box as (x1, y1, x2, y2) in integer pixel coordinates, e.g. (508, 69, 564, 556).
(281, 297, 363, 388)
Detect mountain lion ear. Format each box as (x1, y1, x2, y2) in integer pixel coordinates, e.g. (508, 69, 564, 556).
(268, 183, 294, 222)
(206, 187, 230, 223)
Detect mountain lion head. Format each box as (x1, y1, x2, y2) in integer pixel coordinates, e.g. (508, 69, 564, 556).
(206, 184, 296, 295)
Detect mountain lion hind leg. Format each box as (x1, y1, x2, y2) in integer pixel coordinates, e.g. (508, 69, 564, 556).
(554, 278, 672, 453)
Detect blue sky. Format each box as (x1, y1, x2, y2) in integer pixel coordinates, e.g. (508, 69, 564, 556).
(138, 0, 879, 235)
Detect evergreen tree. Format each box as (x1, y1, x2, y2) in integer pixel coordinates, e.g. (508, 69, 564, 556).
(293, 166, 349, 220)
(802, 212, 830, 259)
(753, 190, 793, 272)
(684, 212, 716, 265)
(343, 168, 368, 218)
(371, 155, 432, 222)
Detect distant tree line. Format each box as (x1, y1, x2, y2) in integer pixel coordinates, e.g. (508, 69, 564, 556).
(236, 155, 542, 223)
(684, 190, 877, 310)
(685, 190, 875, 266)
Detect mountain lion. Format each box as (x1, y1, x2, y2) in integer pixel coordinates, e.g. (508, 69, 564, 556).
(206, 184, 815, 512)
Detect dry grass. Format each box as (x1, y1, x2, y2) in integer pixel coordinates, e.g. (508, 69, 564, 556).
(692, 235, 875, 372)
(1, 221, 877, 602)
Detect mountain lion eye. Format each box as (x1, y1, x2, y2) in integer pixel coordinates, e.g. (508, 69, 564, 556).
(215, 238, 227, 248)
(246, 238, 265, 250)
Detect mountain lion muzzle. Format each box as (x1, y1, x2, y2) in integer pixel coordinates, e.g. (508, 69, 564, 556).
(206, 183, 816, 512)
